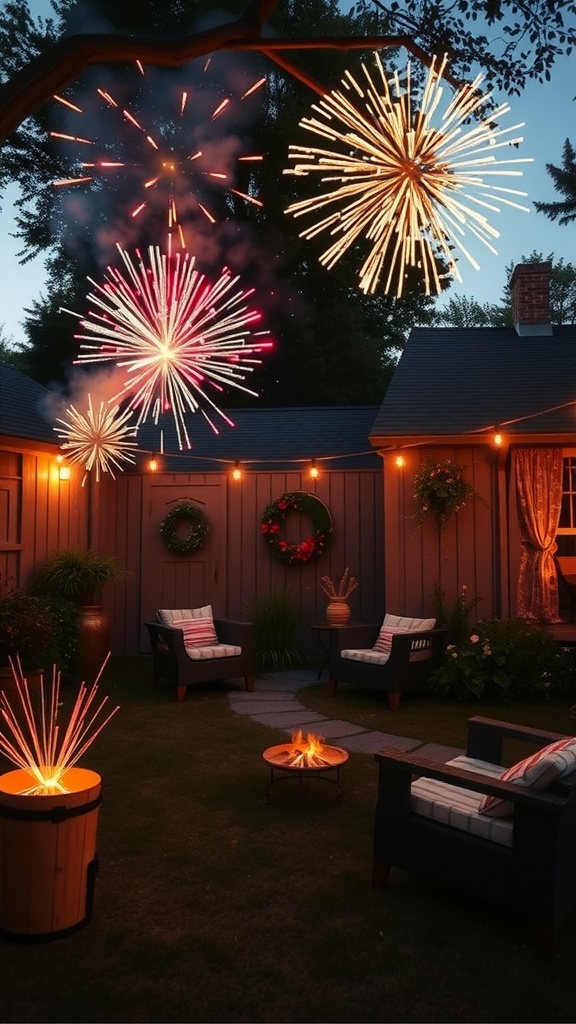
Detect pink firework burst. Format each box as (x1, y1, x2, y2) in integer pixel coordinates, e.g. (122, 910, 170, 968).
(63, 245, 273, 450)
(51, 60, 265, 251)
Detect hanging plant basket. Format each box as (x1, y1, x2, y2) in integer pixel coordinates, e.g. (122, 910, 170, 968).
(160, 502, 211, 555)
(260, 491, 332, 566)
(412, 458, 484, 532)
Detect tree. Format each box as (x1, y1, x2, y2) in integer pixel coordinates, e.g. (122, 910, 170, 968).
(1, 1, 575, 140)
(430, 294, 510, 328)
(0, 0, 438, 396)
(534, 138, 576, 226)
(431, 252, 576, 327)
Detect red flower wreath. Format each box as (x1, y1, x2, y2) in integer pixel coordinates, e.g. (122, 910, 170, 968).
(260, 491, 332, 566)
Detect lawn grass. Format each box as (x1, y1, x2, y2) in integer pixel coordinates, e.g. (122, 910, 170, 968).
(0, 656, 575, 1023)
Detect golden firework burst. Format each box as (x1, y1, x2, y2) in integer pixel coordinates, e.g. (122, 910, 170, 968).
(284, 54, 532, 296)
(55, 394, 138, 484)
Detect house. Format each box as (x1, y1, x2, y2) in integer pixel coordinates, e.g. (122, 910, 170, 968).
(0, 371, 384, 655)
(369, 261, 576, 625)
(0, 362, 89, 585)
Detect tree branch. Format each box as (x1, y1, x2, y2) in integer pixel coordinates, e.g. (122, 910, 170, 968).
(0, 11, 461, 143)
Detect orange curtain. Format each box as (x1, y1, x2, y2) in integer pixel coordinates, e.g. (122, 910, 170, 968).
(515, 448, 563, 622)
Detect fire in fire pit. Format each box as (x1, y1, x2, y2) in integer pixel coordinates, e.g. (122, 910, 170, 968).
(262, 731, 349, 801)
(270, 730, 337, 768)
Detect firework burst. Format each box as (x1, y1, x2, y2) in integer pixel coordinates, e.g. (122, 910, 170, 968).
(54, 394, 138, 484)
(62, 245, 273, 450)
(51, 60, 265, 251)
(284, 54, 532, 296)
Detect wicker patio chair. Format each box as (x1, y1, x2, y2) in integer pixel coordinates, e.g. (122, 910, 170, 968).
(327, 614, 447, 709)
(373, 715, 576, 953)
(146, 605, 255, 701)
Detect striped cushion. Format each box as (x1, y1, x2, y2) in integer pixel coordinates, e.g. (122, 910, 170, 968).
(411, 755, 513, 847)
(374, 625, 409, 654)
(478, 737, 576, 818)
(172, 617, 219, 647)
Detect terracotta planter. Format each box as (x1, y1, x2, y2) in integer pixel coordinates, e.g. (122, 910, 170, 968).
(78, 605, 111, 683)
(325, 600, 351, 627)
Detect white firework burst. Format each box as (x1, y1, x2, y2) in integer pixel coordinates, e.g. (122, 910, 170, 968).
(284, 53, 532, 296)
(62, 245, 273, 450)
(55, 394, 138, 483)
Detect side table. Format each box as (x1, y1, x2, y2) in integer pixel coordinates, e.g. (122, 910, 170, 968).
(310, 621, 367, 679)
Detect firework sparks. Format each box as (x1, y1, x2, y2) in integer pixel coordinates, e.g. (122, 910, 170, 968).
(54, 394, 138, 484)
(62, 245, 273, 450)
(51, 64, 266, 250)
(0, 658, 118, 796)
(284, 54, 532, 297)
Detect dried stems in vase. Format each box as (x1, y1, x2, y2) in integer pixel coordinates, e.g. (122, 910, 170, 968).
(319, 568, 359, 601)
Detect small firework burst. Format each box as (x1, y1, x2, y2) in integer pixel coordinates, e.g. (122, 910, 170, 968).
(55, 393, 138, 484)
(62, 245, 273, 450)
(284, 54, 532, 296)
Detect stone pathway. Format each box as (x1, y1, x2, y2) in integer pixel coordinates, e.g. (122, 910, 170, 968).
(227, 668, 462, 762)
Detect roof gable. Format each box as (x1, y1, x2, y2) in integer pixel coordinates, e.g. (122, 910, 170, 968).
(370, 324, 576, 443)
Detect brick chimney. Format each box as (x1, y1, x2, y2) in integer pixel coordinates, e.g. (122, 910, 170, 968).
(510, 261, 552, 336)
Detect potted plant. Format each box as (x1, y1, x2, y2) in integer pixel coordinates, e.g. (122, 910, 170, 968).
(31, 547, 129, 605)
(31, 548, 129, 683)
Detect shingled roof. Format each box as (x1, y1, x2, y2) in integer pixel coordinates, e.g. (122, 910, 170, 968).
(137, 405, 381, 471)
(0, 361, 56, 445)
(0, 359, 380, 469)
(370, 324, 576, 447)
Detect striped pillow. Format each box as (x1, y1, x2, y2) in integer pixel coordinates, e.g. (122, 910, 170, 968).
(172, 617, 218, 647)
(373, 625, 409, 655)
(478, 736, 576, 817)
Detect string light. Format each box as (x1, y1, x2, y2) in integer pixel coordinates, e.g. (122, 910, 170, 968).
(493, 427, 503, 447)
(148, 456, 159, 472)
(309, 459, 319, 479)
(395, 454, 406, 468)
(232, 460, 242, 481)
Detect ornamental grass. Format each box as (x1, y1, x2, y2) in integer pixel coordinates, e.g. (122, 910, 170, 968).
(1, 657, 576, 1023)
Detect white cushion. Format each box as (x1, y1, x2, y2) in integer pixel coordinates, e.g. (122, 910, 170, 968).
(478, 737, 576, 817)
(410, 755, 513, 847)
(184, 644, 241, 660)
(383, 613, 436, 631)
(158, 605, 213, 625)
(341, 648, 391, 665)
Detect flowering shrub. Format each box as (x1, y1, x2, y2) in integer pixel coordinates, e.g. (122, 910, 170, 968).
(0, 578, 78, 672)
(261, 492, 332, 566)
(429, 616, 573, 703)
(413, 458, 484, 531)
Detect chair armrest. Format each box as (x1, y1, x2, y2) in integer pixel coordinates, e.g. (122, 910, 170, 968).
(374, 746, 574, 815)
(214, 618, 255, 652)
(466, 715, 572, 765)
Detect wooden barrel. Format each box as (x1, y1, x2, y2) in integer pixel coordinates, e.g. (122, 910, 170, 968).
(0, 766, 102, 939)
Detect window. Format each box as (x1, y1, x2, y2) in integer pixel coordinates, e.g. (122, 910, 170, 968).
(558, 452, 576, 533)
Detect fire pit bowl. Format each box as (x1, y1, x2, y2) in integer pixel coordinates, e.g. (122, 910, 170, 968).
(263, 731, 349, 802)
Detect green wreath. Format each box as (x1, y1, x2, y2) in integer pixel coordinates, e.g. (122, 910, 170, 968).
(260, 491, 332, 566)
(160, 502, 210, 555)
